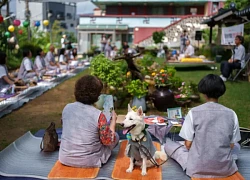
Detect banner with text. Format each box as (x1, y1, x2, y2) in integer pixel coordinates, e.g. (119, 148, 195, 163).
(221, 24, 244, 45)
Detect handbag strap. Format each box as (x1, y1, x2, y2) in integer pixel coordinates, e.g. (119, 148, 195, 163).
(40, 135, 44, 151)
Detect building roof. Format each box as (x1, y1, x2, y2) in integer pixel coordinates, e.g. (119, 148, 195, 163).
(236, 6, 250, 17)
(92, 0, 211, 9)
(201, 7, 247, 26)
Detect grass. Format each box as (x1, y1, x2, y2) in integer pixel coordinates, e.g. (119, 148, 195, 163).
(0, 63, 250, 151)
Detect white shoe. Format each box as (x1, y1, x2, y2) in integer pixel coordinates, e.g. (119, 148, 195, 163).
(220, 75, 227, 82)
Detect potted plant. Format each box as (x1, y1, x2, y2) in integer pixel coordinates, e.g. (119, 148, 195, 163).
(126, 79, 148, 112)
(151, 68, 175, 111)
(90, 54, 125, 108)
(174, 82, 192, 107)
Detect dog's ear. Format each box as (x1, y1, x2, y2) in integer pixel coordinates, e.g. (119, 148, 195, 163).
(128, 104, 133, 112)
(136, 106, 143, 116)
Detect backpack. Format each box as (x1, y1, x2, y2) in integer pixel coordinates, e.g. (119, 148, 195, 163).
(40, 122, 59, 152)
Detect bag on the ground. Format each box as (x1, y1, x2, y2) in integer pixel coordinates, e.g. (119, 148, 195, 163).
(40, 122, 58, 152)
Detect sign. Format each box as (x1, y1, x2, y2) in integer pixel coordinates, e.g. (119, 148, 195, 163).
(221, 24, 244, 45)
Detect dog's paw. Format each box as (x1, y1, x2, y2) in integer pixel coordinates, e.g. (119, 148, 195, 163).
(126, 168, 133, 173)
(141, 170, 147, 176)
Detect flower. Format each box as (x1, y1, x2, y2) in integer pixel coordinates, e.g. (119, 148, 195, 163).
(152, 69, 170, 87)
(175, 82, 192, 100)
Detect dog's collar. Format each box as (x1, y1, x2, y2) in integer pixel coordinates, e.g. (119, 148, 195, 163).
(131, 128, 147, 143)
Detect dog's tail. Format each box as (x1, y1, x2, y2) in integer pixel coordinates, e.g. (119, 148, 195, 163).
(155, 151, 168, 161)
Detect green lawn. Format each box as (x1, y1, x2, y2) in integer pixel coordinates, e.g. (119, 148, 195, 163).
(174, 64, 250, 128)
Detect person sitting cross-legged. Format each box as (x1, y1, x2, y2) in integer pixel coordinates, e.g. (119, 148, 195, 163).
(164, 74, 241, 178)
(59, 48, 68, 70)
(17, 49, 38, 84)
(59, 75, 119, 167)
(45, 45, 60, 71)
(220, 35, 245, 81)
(34, 48, 47, 78)
(178, 40, 194, 61)
(0, 51, 15, 91)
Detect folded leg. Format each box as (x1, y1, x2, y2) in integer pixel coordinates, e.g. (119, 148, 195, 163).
(164, 138, 188, 170)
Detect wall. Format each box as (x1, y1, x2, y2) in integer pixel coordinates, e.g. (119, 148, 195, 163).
(79, 17, 173, 28)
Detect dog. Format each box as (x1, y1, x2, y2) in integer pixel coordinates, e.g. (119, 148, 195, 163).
(121, 104, 167, 176)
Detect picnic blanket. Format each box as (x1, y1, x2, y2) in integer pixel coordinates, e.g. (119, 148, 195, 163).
(1, 131, 249, 180)
(0, 65, 87, 118)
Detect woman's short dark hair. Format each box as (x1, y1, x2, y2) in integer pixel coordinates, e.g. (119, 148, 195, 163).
(0, 51, 7, 65)
(36, 48, 43, 56)
(59, 48, 65, 55)
(198, 74, 226, 99)
(23, 49, 31, 58)
(74, 75, 103, 105)
(236, 35, 244, 44)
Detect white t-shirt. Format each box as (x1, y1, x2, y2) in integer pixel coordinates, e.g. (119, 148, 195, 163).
(24, 58, 32, 71)
(179, 107, 241, 143)
(184, 45, 195, 57)
(0, 65, 7, 78)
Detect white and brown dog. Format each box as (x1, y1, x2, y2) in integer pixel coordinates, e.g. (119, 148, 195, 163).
(121, 104, 167, 176)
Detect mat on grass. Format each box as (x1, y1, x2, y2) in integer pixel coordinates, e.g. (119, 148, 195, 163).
(48, 161, 99, 179)
(1, 131, 250, 180)
(112, 140, 162, 180)
(0, 66, 87, 118)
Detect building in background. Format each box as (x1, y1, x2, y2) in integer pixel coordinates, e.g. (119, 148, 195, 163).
(14, 0, 77, 34)
(77, 0, 226, 53)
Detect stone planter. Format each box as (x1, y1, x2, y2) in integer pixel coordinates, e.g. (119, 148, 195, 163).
(151, 85, 175, 112)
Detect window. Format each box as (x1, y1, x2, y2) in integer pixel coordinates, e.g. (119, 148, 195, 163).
(60, 23, 67, 29)
(70, 23, 74, 27)
(175, 7, 185, 15)
(152, 7, 163, 15)
(106, 6, 118, 15)
(66, 13, 72, 19)
(56, 12, 65, 20)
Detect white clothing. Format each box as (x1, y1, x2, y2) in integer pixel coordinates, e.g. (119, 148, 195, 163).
(24, 58, 33, 71)
(34, 56, 45, 70)
(59, 55, 66, 63)
(184, 45, 195, 57)
(0, 66, 7, 78)
(179, 103, 241, 143)
(61, 38, 65, 48)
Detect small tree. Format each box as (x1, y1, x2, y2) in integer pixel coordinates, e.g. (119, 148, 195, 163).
(225, 0, 249, 10)
(152, 31, 166, 44)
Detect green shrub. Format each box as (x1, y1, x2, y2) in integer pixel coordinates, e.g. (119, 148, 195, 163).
(7, 54, 22, 70)
(20, 43, 41, 57)
(126, 79, 148, 98)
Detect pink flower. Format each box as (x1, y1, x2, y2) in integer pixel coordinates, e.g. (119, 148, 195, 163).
(182, 82, 185, 86)
(175, 95, 181, 99)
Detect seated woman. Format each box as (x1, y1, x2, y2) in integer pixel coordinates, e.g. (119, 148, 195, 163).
(45, 45, 60, 71)
(0, 51, 15, 92)
(59, 75, 119, 167)
(164, 74, 241, 178)
(72, 48, 77, 60)
(34, 48, 46, 77)
(58, 48, 68, 70)
(17, 49, 38, 83)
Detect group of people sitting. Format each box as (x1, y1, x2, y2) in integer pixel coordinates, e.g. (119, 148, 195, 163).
(59, 74, 241, 179)
(0, 44, 78, 94)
